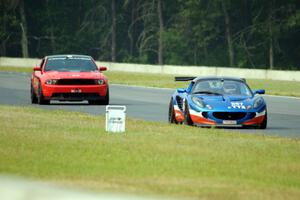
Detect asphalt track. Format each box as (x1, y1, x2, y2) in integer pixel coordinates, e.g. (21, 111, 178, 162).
(1, 72, 300, 138)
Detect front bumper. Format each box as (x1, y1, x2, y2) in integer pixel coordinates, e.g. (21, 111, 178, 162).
(190, 109, 266, 127)
(174, 105, 266, 127)
(42, 84, 108, 101)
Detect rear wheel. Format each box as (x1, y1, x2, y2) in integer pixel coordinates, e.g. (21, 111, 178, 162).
(37, 83, 50, 105)
(31, 84, 38, 104)
(184, 103, 194, 126)
(168, 98, 177, 124)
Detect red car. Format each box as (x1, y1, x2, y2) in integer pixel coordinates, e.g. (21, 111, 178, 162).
(31, 55, 109, 105)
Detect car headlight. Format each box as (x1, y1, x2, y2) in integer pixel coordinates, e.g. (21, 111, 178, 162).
(192, 96, 205, 108)
(45, 79, 57, 85)
(95, 79, 105, 85)
(253, 97, 264, 108)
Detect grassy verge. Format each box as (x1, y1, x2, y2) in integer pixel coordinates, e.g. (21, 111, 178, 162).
(106, 71, 300, 97)
(0, 105, 299, 199)
(1, 66, 300, 97)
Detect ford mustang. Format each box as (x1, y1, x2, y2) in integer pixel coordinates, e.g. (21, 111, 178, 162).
(168, 76, 267, 129)
(31, 55, 109, 105)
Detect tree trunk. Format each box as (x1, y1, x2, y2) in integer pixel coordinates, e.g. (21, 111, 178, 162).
(46, 0, 56, 54)
(221, 1, 234, 67)
(129, 0, 136, 56)
(1, 10, 7, 56)
(111, 0, 116, 62)
(50, 26, 56, 54)
(268, 1, 274, 69)
(241, 0, 250, 28)
(19, 0, 29, 58)
(157, 0, 164, 65)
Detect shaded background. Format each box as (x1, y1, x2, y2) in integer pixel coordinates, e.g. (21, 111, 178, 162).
(0, 0, 299, 69)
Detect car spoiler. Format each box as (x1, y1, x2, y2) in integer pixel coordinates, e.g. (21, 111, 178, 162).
(175, 77, 196, 81)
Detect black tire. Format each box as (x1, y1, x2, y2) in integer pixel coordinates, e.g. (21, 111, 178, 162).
(31, 85, 38, 104)
(89, 87, 109, 105)
(37, 83, 50, 105)
(102, 87, 109, 105)
(168, 98, 178, 124)
(184, 103, 194, 126)
(88, 100, 98, 105)
(259, 111, 268, 129)
(89, 99, 107, 105)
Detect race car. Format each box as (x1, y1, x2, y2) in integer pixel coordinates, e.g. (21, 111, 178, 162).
(168, 76, 267, 129)
(31, 54, 109, 105)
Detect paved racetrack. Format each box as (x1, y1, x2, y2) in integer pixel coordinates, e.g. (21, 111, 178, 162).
(1, 72, 300, 138)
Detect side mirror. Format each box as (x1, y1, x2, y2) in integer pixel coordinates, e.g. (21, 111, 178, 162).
(33, 66, 41, 71)
(98, 66, 107, 71)
(177, 88, 186, 93)
(253, 89, 265, 95)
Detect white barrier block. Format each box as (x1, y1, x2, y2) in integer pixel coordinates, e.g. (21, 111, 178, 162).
(106, 105, 126, 133)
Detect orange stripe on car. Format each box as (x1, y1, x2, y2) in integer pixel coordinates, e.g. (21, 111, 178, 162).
(190, 109, 216, 125)
(174, 105, 184, 122)
(243, 115, 265, 125)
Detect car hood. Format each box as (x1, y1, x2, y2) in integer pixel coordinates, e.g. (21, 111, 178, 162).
(43, 71, 105, 79)
(193, 95, 253, 110)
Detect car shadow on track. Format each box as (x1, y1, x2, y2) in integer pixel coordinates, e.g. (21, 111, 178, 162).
(47, 102, 141, 106)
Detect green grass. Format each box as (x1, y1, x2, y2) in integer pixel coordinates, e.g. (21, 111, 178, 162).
(106, 71, 300, 97)
(0, 105, 299, 199)
(1, 66, 300, 97)
(0, 66, 33, 73)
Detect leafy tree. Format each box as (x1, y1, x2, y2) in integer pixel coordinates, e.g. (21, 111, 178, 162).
(0, 0, 299, 69)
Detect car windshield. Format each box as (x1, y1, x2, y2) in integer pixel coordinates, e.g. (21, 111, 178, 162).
(44, 57, 98, 72)
(192, 79, 252, 97)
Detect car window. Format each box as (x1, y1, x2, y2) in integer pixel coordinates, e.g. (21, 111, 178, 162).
(45, 57, 98, 72)
(192, 79, 252, 96)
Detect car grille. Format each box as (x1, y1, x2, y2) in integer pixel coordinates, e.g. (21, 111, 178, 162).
(56, 79, 96, 85)
(213, 112, 247, 120)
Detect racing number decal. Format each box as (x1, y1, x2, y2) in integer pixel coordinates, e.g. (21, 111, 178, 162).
(231, 102, 246, 109)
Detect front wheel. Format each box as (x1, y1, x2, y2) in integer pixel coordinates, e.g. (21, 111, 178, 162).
(102, 87, 109, 105)
(184, 103, 194, 126)
(37, 84, 50, 105)
(259, 111, 268, 129)
(89, 88, 109, 105)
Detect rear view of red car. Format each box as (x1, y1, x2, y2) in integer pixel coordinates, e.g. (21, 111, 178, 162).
(31, 55, 109, 105)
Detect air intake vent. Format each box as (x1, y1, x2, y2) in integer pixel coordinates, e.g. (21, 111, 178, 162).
(176, 96, 183, 110)
(56, 79, 96, 85)
(213, 112, 246, 120)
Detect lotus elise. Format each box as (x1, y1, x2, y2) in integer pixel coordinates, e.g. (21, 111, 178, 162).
(168, 76, 267, 129)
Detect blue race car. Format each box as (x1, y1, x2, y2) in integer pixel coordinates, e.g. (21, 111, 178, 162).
(168, 76, 267, 129)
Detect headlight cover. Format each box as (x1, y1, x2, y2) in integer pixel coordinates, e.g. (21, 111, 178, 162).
(95, 79, 105, 85)
(253, 97, 264, 108)
(192, 96, 205, 108)
(45, 79, 57, 85)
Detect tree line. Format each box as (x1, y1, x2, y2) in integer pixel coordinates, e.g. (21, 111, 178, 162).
(0, 0, 299, 70)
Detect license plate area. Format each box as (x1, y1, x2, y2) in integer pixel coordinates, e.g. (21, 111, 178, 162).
(71, 89, 82, 93)
(223, 120, 237, 125)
